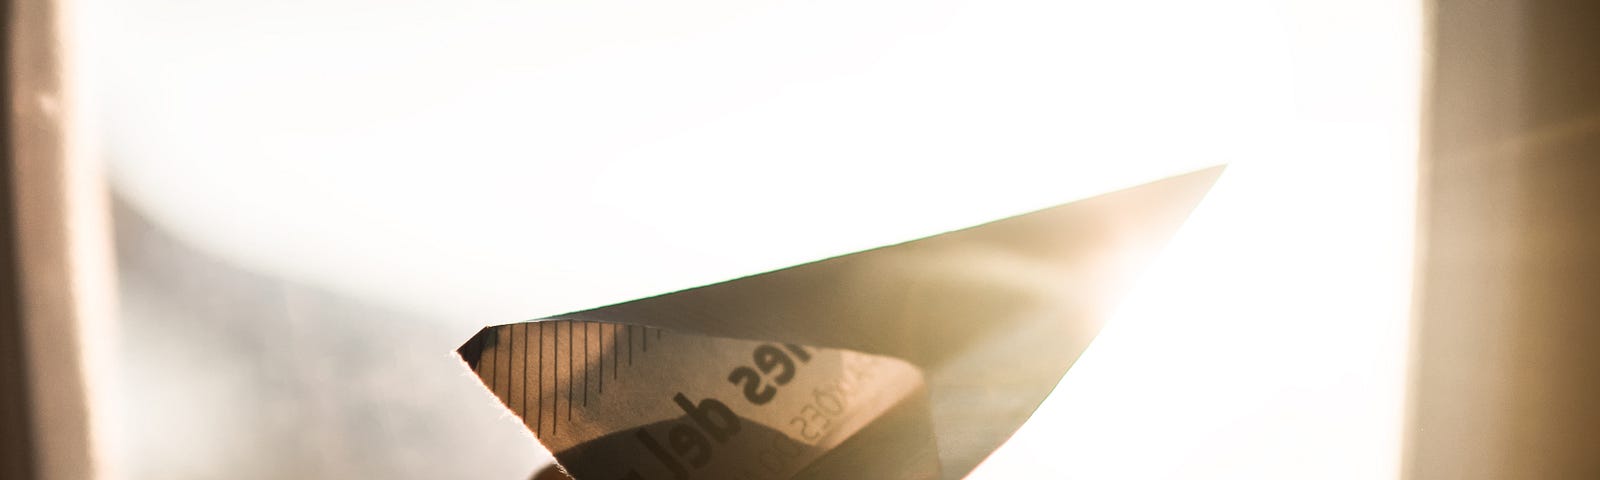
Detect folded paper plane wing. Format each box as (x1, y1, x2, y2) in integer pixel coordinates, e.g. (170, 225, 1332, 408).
(458, 167, 1223, 479)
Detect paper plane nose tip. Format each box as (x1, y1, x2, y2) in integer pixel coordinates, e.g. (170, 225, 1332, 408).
(457, 326, 498, 370)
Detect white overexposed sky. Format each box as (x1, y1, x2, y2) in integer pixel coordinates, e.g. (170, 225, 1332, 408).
(81, 0, 1418, 476)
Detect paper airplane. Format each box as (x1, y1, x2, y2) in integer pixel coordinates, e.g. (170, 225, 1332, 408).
(458, 167, 1222, 479)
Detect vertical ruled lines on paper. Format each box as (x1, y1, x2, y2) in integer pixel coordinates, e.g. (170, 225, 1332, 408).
(582, 322, 590, 406)
(529, 324, 544, 432)
(508, 323, 524, 433)
(572, 320, 579, 422)
(467, 320, 668, 438)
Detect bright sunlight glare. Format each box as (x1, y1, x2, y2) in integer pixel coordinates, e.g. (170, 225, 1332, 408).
(82, 0, 1419, 477)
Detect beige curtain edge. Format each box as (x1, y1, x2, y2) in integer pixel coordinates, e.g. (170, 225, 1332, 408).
(6, 0, 117, 478)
